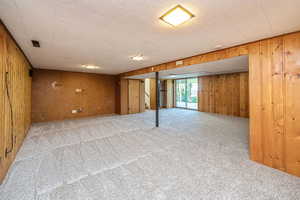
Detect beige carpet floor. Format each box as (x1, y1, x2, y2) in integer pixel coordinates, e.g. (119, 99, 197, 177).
(1, 109, 300, 200)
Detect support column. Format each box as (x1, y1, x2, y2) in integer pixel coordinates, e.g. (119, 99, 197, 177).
(155, 72, 159, 127)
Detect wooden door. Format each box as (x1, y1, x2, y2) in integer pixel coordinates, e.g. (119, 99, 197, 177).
(120, 79, 129, 115)
(128, 80, 140, 114)
(139, 80, 145, 112)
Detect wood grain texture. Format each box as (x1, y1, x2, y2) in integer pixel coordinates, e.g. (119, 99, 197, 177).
(0, 24, 31, 183)
(166, 80, 173, 108)
(249, 38, 287, 172)
(150, 79, 157, 109)
(120, 79, 129, 115)
(198, 72, 249, 117)
(239, 72, 249, 117)
(139, 80, 145, 112)
(283, 32, 300, 176)
(120, 45, 249, 78)
(128, 80, 140, 114)
(160, 80, 167, 108)
(149, 79, 173, 109)
(119, 31, 300, 177)
(119, 79, 145, 115)
(248, 42, 264, 163)
(31, 69, 118, 122)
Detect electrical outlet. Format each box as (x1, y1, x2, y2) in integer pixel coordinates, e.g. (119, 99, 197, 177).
(72, 108, 83, 114)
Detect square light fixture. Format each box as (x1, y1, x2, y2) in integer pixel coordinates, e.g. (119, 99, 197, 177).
(160, 5, 195, 27)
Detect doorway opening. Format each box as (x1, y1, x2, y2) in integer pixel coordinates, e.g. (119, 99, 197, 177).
(175, 78, 198, 110)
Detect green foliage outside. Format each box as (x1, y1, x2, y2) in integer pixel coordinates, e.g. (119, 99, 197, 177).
(176, 78, 198, 103)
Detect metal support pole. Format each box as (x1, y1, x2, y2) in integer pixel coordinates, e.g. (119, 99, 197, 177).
(155, 72, 159, 127)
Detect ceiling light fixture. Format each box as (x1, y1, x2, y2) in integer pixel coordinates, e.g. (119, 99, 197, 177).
(82, 64, 100, 69)
(131, 55, 144, 61)
(215, 44, 223, 49)
(160, 5, 195, 27)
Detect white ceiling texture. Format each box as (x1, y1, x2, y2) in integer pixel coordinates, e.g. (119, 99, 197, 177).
(0, 0, 300, 74)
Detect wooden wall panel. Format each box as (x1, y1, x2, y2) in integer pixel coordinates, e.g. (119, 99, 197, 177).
(149, 79, 173, 109)
(159, 80, 167, 108)
(120, 79, 129, 115)
(261, 39, 274, 166)
(239, 72, 249, 117)
(198, 72, 249, 118)
(139, 80, 145, 112)
(150, 79, 157, 109)
(31, 69, 118, 122)
(283, 32, 300, 176)
(166, 80, 173, 108)
(260, 38, 285, 168)
(119, 79, 145, 115)
(270, 37, 285, 170)
(248, 42, 264, 163)
(249, 38, 287, 172)
(128, 80, 140, 114)
(0, 26, 5, 182)
(0, 23, 31, 183)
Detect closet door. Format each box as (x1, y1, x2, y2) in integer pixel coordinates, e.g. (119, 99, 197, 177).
(128, 80, 140, 114)
(139, 80, 145, 112)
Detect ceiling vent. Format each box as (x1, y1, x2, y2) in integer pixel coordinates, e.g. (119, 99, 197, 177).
(31, 40, 40, 48)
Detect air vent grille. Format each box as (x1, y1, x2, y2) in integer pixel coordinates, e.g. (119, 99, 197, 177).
(31, 40, 40, 48)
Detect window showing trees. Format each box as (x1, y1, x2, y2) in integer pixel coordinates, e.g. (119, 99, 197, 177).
(175, 78, 198, 109)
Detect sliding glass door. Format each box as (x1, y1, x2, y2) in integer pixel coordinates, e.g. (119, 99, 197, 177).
(187, 78, 198, 109)
(175, 78, 198, 109)
(175, 79, 187, 108)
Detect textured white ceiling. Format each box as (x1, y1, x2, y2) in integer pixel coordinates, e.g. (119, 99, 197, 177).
(0, 0, 299, 74)
(127, 55, 248, 79)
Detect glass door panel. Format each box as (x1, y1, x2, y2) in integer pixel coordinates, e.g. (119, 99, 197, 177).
(186, 78, 198, 109)
(175, 79, 187, 108)
(175, 78, 198, 110)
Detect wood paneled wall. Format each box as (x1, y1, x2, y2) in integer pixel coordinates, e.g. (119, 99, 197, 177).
(139, 80, 145, 112)
(31, 69, 118, 122)
(166, 80, 174, 108)
(199, 72, 249, 117)
(0, 23, 32, 183)
(119, 79, 145, 115)
(149, 79, 157, 110)
(284, 33, 300, 176)
(128, 80, 141, 114)
(120, 32, 300, 177)
(250, 33, 300, 176)
(149, 79, 173, 109)
(119, 79, 129, 115)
